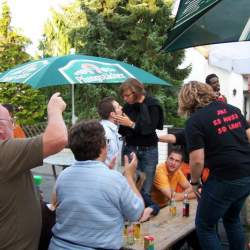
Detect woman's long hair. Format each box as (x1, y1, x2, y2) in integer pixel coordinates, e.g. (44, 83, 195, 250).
(178, 81, 217, 117)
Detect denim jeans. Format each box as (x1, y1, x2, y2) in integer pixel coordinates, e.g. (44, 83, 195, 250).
(196, 176, 250, 250)
(123, 145, 158, 207)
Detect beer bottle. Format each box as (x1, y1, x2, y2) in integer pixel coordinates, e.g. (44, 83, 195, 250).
(182, 192, 190, 217)
(169, 191, 177, 216)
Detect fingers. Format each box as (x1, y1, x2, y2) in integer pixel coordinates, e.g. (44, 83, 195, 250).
(48, 92, 66, 113)
(51, 92, 61, 98)
(129, 152, 137, 165)
(124, 155, 129, 166)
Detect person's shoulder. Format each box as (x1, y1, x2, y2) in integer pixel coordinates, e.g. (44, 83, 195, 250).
(225, 103, 241, 113)
(156, 162, 166, 173)
(144, 96, 160, 106)
(0, 136, 41, 147)
(176, 169, 185, 177)
(157, 161, 165, 168)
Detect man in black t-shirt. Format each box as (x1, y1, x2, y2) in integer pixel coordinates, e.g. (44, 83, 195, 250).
(178, 81, 250, 250)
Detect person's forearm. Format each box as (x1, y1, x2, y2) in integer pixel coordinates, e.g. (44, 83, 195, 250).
(158, 134, 176, 143)
(125, 174, 145, 205)
(189, 149, 204, 184)
(43, 112, 68, 157)
(175, 190, 196, 201)
(190, 162, 204, 183)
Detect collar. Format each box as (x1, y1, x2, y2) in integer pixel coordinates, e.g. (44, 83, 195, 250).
(100, 119, 118, 132)
(73, 160, 108, 169)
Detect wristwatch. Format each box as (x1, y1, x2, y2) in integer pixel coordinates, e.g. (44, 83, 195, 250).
(190, 180, 200, 186)
(131, 122, 135, 129)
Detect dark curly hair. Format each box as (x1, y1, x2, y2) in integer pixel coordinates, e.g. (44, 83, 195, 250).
(69, 120, 106, 161)
(205, 73, 218, 84)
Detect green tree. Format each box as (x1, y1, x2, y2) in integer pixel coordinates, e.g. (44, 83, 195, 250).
(0, 83, 46, 125)
(0, 1, 31, 71)
(40, 0, 190, 126)
(77, 0, 190, 126)
(0, 1, 46, 125)
(39, 1, 87, 56)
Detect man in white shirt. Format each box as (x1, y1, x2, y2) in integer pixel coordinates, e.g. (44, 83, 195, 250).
(98, 97, 123, 170)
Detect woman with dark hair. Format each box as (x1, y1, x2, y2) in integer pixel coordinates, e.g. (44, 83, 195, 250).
(115, 78, 164, 218)
(179, 81, 250, 250)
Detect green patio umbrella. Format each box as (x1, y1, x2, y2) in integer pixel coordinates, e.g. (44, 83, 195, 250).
(164, 0, 250, 52)
(0, 54, 169, 124)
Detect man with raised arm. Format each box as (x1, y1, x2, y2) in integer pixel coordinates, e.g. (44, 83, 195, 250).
(0, 93, 68, 250)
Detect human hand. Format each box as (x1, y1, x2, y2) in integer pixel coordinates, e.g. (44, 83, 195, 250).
(113, 113, 134, 127)
(192, 184, 201, 200)
(139, 207, 154, 222)
(48, 92, 66, 115)
(107, 156, 117, 170)
(124, 152, 138, 178)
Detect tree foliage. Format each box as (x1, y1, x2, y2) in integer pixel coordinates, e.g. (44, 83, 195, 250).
(0, 83, 46, 125)
(0, 1, 46, 125)
(40, 0, 191, 126)
(0, 1, 31, 71)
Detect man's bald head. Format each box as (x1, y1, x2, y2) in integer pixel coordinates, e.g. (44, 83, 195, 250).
(0, 105, 14, 140)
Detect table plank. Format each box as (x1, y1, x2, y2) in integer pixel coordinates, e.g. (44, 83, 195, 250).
(43, 148, 75, 179)
(43, 148, 75, 167)
(130, 199, 197, 250)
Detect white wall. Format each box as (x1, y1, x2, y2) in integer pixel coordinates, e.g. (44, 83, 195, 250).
(182, 48, 247, 113)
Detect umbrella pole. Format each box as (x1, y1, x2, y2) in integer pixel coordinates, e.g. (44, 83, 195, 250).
(71, 84, 75, 125)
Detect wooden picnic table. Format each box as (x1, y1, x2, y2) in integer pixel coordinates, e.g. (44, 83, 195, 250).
(129, 199, 198, 250)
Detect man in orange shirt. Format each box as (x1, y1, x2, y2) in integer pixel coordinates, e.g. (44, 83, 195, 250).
(151, 149, 195, 207)
(159, 131, 209, 192)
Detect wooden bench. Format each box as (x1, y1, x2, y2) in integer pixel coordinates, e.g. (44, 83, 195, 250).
(128, 199, 197, 250)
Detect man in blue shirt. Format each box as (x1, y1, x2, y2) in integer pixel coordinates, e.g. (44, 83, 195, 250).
(98, 97, 123, 170)
(49, 120, 144, 250)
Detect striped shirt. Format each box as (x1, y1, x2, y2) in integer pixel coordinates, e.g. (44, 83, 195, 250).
(49, 160, 144, 250)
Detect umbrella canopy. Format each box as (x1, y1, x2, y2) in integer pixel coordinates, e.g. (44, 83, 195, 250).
(0, 54, 169, 123)
(208, 42, 250, 74)
(164, 0, 250, 52)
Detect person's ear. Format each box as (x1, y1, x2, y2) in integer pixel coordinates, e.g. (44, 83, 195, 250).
(110, 111, 116, 118)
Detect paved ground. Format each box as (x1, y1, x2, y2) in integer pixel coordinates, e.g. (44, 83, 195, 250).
(32, 164, 62, 202)
(32, 164, 250, 249)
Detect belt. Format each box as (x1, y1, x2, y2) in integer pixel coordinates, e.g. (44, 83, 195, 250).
(127, 145, 157, 151)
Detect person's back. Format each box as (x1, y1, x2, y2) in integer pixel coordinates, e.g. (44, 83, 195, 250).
(53, 162, 141, 249)
(49, 120, 144, 250)
(187, 100, 250, 179)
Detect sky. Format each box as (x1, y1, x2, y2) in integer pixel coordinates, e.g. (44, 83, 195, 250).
(0, 0, 74, 55)
(0, 0, 180, 56)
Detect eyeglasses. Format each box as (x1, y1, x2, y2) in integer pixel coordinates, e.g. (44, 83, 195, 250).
(0, 118, 15, 125)
(122, 92, 134, 98)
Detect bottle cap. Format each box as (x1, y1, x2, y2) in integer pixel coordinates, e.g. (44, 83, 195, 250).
(33, 175, 42, 186)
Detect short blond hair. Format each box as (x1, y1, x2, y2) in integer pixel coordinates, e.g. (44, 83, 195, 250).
(178, 81, 217, 116)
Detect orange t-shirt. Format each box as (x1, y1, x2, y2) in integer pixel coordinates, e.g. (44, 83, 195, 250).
(176, 162, 190, 192)
(151, 162, 187, 207)
(176, 163, 210, 192)
(13, 124, 26, 138)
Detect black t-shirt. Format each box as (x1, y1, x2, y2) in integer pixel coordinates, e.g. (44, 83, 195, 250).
(119, 95, 164, 146)
(185, 101, 250, 180)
